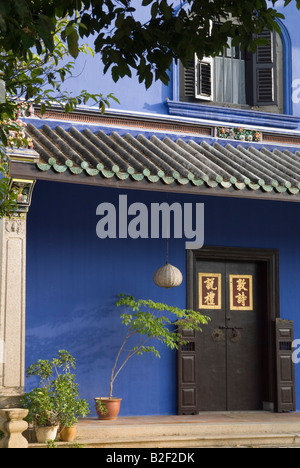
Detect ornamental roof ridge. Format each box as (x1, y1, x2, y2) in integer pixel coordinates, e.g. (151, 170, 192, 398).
(13, 123, 300, 201)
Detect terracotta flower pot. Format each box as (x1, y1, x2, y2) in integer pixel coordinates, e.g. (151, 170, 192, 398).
(60, 426, 77, 442)
(95, 397, 122, 420)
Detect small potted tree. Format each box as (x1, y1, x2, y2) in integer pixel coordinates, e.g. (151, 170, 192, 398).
(21, 360, 60, 443)
(95, 294, 209, 420)
(53, 351, 90, 442)
(22, 350, 90, 443)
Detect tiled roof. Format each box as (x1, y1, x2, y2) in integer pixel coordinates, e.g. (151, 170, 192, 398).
(26, 123, 300, 196)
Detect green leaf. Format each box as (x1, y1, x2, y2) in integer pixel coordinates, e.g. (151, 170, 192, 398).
(111, 66, 120, 82)
(67, 29, 79, 59)
(115, 13, 125, 28)
(151, 2, 159, 18)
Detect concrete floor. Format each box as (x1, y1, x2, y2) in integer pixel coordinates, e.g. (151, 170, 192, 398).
(78, 411, 300, 426)
(29, 412, 300, 448)
(74, 412, 300, 448)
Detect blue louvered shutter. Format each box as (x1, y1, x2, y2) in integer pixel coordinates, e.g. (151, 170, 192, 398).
(253, 29, 277, 106)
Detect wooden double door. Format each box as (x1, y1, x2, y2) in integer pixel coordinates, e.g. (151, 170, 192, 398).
(195, 259, 263, 411)
(178, 247, 294, 414)
(179, 249, 272, 414)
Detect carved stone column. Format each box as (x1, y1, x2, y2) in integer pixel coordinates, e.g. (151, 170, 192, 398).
(0, 137, 39, 448)
(0, 217, 27, 408)
(0, 179, 36, 409)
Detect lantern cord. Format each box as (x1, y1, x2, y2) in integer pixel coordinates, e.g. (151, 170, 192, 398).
(166, 192, 169, 264)
(166, 236, 169, 264)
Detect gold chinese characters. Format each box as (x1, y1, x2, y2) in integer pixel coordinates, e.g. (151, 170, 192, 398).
(198, 273, 253, 311)
(230, 275, 253, 310)
(199, 273, 222, 310)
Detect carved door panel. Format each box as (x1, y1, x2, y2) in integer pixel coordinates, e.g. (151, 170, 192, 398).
(276, 319, 296, 412)
(197, 261, 227, 411)
(225, 262, 263, 411)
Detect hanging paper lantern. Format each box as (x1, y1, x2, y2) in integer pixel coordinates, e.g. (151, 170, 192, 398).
(153, 262, 183, 289)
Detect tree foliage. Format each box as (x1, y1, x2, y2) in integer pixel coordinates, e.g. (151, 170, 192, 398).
(22, 350, 90, 428)
(0, 0, 296, 91)
(0, 15, 119, 122)
(0, 6, 121, 217)
(0, 0, 298, 217)
(107, 294, 210, 398)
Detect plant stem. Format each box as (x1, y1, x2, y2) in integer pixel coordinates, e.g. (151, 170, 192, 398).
(109, 332, 132, 398)
(109, 335, 150, 398)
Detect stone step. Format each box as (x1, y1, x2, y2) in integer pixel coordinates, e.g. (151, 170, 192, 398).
(76, 422, 300, 440)
(29, 434, 300, 449)
(28, 413, 300, 448)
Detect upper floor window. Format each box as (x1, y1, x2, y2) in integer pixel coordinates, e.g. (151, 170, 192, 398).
(179, 29, 284, 113)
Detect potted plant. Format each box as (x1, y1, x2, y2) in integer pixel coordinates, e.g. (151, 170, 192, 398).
(21, 360, 60, 443)
(95, 294, 209, 420)
(22, 350, 90, 443)
(53, 351, 90, 442)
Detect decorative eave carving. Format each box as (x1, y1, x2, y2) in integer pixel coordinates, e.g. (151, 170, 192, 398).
(216, 127, 262, 142)
(1, 146, 39, 218)
(8, 178, 36, 218)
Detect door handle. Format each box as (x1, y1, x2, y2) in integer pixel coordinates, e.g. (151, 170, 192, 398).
(219, 326, 244, 331)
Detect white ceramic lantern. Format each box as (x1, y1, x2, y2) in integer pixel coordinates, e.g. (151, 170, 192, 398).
(153, 262, 183, 289)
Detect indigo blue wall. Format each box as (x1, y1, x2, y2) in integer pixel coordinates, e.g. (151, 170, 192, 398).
(25, 180, 300, 416)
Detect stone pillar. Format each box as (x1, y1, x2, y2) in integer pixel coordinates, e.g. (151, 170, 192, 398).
(0, 178, 36, 410)
(0, 408, 29, 448)
(0, 142, 39, 448)
(0, 217, 27, 409)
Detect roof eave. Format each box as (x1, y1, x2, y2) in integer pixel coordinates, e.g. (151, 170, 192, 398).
(9, 159, 300, 204)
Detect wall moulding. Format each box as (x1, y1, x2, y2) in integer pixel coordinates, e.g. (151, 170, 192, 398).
(28, 107, 300, 148)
